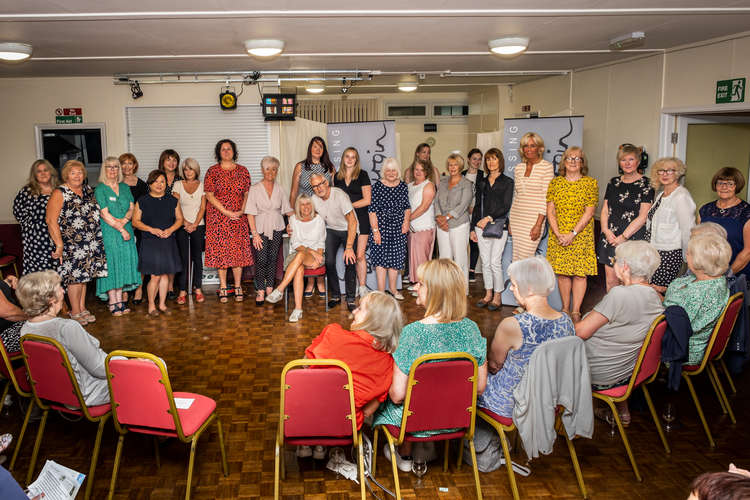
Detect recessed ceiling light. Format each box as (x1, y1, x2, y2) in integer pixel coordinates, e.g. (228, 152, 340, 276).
(306, 83, 325, 94)
(0, 42, 32, 62)
(488, 37, 529, 56)
(398, 76, 418, 92)
(244, 39, 284, 58)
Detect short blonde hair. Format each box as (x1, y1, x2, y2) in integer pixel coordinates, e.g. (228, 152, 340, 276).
(650, 157, 687, 189)
(446, 153, 465, 171)
(688, 233, 732, 277)
(691, 222, 728, 240)
(417, 259, 467, 322)
(98, 156, 122, 184)
(16, 270, 61, 318)
(26, 159, 59, 196)
(614, 240, 661, 281)
(351, 291, 402, 353)
(381, 157, 401, 180)
(294, 193, 316, 219)
(182, 158, 201, 179)
(508, 256, 556, 298)
(519, 132, 545, 163)
(61, 160, 87, 183)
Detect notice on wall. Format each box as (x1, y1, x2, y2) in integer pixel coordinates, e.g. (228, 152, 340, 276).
(716, 78, 746, 104)
(55, 107, 83, 124)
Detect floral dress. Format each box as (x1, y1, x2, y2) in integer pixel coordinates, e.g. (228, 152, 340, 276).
(56, 185, 108, 286)
(546, 176, 598, 276)
(12, 185, 55, 275)
(598, 176, 654, 266)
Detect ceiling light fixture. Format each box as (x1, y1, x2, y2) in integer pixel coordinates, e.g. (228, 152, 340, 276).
(244, 39, 284, 58)
(398, 76, 418, 92)
(609, 32, 646, 50)
(0, 42, 32, 62)
(488, 37, 529, 56)
(306, 83, 325, 94)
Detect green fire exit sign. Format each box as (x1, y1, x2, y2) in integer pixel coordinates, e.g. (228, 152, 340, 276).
(716, 78, 745, 103)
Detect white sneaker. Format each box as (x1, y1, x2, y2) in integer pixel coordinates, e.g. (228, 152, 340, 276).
(296, 445, 312, 458)
(383, 444, 413, 473)
(312, 445, 326, 460)
(407, 284, 418, 291)
(266, 289, 283, 304)
(289, 309, 303, 322)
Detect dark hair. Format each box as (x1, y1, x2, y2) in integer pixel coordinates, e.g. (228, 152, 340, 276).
(214, 139, 238, 163)
(483, 148, 505, 175)
(146, 169, 166, 186)
(690, 471, 750, 500)
(304, 136, 335, 174)
(158, 149, 180, 171)
(468, 148, 483, 160)
(712, 167, 745, 194)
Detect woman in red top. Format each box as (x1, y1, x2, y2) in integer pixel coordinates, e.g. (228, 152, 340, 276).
(300, 290, 403, 459)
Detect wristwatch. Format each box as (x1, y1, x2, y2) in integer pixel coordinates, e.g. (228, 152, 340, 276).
(571, 230, 578, 236)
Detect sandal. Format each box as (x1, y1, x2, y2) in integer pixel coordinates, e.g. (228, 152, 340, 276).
(176, 293, 187, 305)
(109, 303, 122, 317)
(255, 291, 265, 306)
(195, 291, 205, 303)
(476, 298, 491, 308)
(234, 287, 244, 302)
(71, 312, 89, 326)
(82, 310, 96, 323)
(218, 288, 230, 303)
(120, 302, 131, 314)
(147, 309, 160, 318)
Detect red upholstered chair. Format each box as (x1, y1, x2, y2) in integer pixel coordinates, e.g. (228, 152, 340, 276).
(275, 359, 365, 500)
(0, 340, 33, 470)
(593, 315, 670, 482)
(0, 254, 19, 278)
(284, 265, 328, 312)
(681, 292, 744, 448)
(20, 335, 111, 500)
(105, 351, 228, 500)
(372, 352, 482, 500)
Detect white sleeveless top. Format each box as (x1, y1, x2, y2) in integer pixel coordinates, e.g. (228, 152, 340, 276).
(173, 180, 205, 225)
(408, 180, 435, 231)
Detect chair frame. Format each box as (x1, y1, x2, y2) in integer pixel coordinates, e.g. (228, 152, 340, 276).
(284, 265, 328, 312)
(20, 334, 111, 500)
(275, 358, 365, 500)
(372, 352, 483, 500)
(105, 350, 228, 500)
(0, 340, 32, 470)
(681, 292, 743, 448)
(592, 315, 670, 482)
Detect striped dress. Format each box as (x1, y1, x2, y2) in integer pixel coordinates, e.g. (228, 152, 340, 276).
(508, 160, 555, 261)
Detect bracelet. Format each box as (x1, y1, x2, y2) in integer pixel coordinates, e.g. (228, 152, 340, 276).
(346, 246, 354, 250)
(372, 228, 379, 232)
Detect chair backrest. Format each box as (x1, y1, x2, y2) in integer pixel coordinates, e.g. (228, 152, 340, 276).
(21, 335, 85, 410)
(705, 292, 744, 363)
(280, 359, 357, 440)
(400, 352, 478, 440)
(0, 339, 30, 396)
(630, 315, 667, 390)
(106, 351, 183, 436)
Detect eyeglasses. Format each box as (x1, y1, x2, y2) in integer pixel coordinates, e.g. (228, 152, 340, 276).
(566, 157, 583, 163)
(310, 181, 326, 190)
(716, 180, 736, 188)
(106, 165, 120, 170)
(656, 169, 677, 175)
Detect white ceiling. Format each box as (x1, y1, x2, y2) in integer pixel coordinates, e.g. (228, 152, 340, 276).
(2, 1, 750, 93)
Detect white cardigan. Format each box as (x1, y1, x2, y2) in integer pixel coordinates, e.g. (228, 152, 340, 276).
(648, 185, 696, 254)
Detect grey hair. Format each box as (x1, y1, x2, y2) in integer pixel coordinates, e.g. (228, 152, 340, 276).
(351, 291, 403, 353)
(16, 270, 61, 317)
(691, 222, 728, 240)
(261, 155, 280, 171)
(98, 156, 123, 184)
(181, 158, 201, 179)
(507, 256, 556, 298)
(381, 157, 402, 180)
(688, 233, 732, 277)
(614, 240, 661, 281)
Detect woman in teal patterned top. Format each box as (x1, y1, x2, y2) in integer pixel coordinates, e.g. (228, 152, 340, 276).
(94, 157, 141, 315)
(663, 233, 731, 365)
(374, 258, 487, 469)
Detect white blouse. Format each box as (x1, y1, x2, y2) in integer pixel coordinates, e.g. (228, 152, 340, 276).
(172, 180, 205, 225)
(648, 185, 696, 254)
(289, 214, 326, 252)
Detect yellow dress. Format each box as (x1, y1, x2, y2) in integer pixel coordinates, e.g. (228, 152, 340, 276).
(546, 175, 598, 276)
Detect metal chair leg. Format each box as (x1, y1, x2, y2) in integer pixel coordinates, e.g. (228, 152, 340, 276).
(274, 439, 281, 500)
(445, 440, 451, 472)
(706, 365, 727, 414)
(604, 399, 641, 482)
(642, 385, 670, 454)
(185, 436, 198, 500)
(456, 438, 463, 471)
(217, 418, 229, 476)
(683, 374, 715, 448)
(558, 415, 587, 498)
(385, 435, 402, 500)
(371, 427, 379, 476)
(709, 364, 735, 424)
(84, 415, 109, 500)
(498, 427, 519, 500)
(10, 396, 33, 470)
(719, 359, 737, 395)
(0, 382, 9, 412)
(357, 432, 366, 500)
(26, 408, 49, 485)
(468, 438, 483, 500)
(108, 434, 125, 500)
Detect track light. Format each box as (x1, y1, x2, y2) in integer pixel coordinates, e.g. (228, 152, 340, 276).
(488, 37, 529, 56)
(0, 42, 32, 62)
(130, 80, 143, 99)
(306, 83, 325, 94)
(398, 76, 418, 92)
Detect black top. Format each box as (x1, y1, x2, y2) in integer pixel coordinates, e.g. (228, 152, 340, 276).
(138, 194, 178, 235)
(334, 169, 371, 204)
(471, 173, 514, 230)
(127, 178, 148, 206)
(0, 281, 19, 332)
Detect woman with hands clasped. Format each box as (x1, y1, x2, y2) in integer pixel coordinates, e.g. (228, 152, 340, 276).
(172, 158, 207, 304)
(133, 170, 183, 317)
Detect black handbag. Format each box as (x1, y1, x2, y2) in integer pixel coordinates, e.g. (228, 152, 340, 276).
(479, 181, 505, 239)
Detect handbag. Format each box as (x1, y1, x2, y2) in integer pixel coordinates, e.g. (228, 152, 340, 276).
(479, 181, 506, 239)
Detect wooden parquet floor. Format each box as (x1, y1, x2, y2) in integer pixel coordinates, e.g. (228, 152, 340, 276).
(2, 279, 749, 499)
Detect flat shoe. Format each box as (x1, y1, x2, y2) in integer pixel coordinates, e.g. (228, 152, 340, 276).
(159, 307, 172, 316)
(488, 301, 502, 311)
(392, 292, 405, 301)
(71, 312, 89, 326)
(303, 291, 313, 298)
(82, 310, 96, 323)
(476, 299, 490, 308)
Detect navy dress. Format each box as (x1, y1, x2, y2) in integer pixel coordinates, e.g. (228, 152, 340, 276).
(368, 181, 409, 269)
(137, 194, 181, 275)
(699, 200, 750, 277)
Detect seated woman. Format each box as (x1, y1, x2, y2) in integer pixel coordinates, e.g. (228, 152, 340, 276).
(298, 290, 403, 459)
(575, 241, 664, 425)
(16, 270, 111, 406)
(374, 259, 487, 472)
(664, 233, 731, 365)
(478, 256, 573, 419)
(0, 275, 26, 355)
(265, 194, 326, 323)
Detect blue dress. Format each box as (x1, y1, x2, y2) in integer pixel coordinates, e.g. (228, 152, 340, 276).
(368, 181, 409, 269)
(478, 312, 574, 417)
(699, 200, 750, 278)
(137, 194, 181, 275)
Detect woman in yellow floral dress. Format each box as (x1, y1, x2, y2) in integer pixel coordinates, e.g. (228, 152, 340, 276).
(546, 147, 598, 322)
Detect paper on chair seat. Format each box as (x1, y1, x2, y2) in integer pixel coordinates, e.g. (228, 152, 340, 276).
(174, 397, 195, 409)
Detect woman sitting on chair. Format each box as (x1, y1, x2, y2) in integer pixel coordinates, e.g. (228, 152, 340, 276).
(298, 290, 403, 459)
(265, 194, 326, 323)
(374, 259, 487, 472)
(17, 270, 110, 406)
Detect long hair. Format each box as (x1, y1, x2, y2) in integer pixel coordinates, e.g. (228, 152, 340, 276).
(26, 159, 59, 196)
(336, 147, 361, 181)
(409, 143, 436, 182)
(158, 149, 180, 171)
(304, 136, 335, 175)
